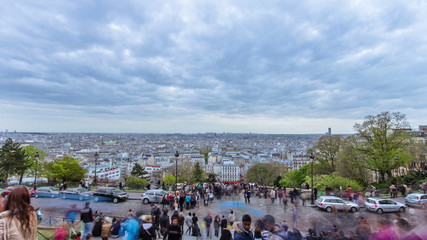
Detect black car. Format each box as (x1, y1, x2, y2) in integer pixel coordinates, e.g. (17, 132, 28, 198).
(92, 187, 128, 203)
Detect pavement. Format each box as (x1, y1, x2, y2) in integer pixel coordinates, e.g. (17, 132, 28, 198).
(34, 191, 424, 240)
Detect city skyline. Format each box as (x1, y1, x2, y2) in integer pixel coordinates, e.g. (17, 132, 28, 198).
(1, 1, 426, 134)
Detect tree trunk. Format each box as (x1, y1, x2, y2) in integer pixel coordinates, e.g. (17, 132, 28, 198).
(19, 171, 25, 185)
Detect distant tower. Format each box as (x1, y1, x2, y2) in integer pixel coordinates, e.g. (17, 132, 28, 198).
(328, 128, 332, 135)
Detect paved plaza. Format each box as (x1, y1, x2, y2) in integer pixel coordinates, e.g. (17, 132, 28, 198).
(33, 191, 426, 239)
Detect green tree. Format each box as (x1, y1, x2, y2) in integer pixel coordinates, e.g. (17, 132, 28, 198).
(192, 161, 205, 183)
(335, 136, 371, 185)
(45, 156, 87, 182)
(21, 146, 47, 184)
(163, 174, 176, 185)
(131, 163, 149, 179)
(305, 173, 363, 192)
(279, 164, 309, 188)
(125, 176, 148, 189)
(354, 112, 412, 181)
(0, 138, 25, 182)
(246, 163, 287, 186)
(309, 135, 343, 174)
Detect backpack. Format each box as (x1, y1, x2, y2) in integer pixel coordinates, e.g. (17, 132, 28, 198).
(140, 224, 154, 240)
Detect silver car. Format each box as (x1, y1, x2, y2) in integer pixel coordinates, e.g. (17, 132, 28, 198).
(141, 189, 168, 204)
(405, 193, 427, 209)
(364, 198, 406, 214)
(315, 196, 360, 213)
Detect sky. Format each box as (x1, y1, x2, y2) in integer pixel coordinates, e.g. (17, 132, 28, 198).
(1, 1, 426, 134)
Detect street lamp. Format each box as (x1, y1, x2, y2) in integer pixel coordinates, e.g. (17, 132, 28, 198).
(94, 152, 99, 184)
(175, 151, 179, 191)
(309, 152, 315, 205)
(34, 152, 40, 190)
(394, 155, 399, 186)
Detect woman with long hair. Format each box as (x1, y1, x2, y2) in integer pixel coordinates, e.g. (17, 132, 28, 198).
(0, 186, 38, 239)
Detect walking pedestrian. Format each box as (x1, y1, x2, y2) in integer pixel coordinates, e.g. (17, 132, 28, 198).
(167, 217, 182, 240)
(185, 212, 193, 235)
(214, 215, 221, 238)
(203, 213, 213, 239)
(228, 210, 235, 227)
(81, 202, 93, 240)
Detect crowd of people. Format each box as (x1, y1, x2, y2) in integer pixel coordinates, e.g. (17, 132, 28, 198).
(0, 183, 426, 240)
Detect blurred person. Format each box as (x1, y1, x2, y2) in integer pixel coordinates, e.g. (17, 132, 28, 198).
(254, 218, 264, 240)
(221, 215, 228, 231)
(262, 215, 287, 240)
(151, 203, 161, 238)
(101, 217, 112, 240)
(160, 210, 170, 240)
(66, 204, 81, 229)
(287, 228, 302, 240)
(110, 218, 121, 238)
(270, 188, 277, 204)
(86, 233, 93, 240)
(214, 215, 221, 237)
(92, 213, 103, 237)
(119, 217, 140, 240)
(0, 186, 37, 239)
(185, 212, 193, 235)
(228, 210, 236, 226)
(54, 223, 68, 240)
(220, 227, 232, 240)
(35, 207, 43, 224)
(355, 217, 371, 240)
(139, 215, 156, 240)
(80, 202, 93, 240)
(203, 212, 213, 239)
(233, 214, 253, 240)
(306, 229, 317, 240)
(167, 217, 182, 240)
(370, 218, 397, 240)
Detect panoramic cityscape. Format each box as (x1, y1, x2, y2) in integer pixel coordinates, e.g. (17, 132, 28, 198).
(1, 1, 427, 240)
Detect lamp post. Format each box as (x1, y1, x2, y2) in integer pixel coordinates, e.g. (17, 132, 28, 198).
(394, 155, 399, 186)
(34, 152, 39, 190)
(309, 152, 315, 205)
(175, 151, 179, 191)
(94, 152, 99, 184)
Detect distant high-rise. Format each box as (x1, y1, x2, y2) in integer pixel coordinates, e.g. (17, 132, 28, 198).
(325, 128, 332, 135)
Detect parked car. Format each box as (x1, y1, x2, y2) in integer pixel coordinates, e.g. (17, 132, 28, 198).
(405, 193, 427, 209)
(34, 186, 60, 198)
(364, 198, 406, 214)
(92, 187, 128, 203)
(315, 196, 360, 213)
(141, 189, 168, 204)
(60, 187, 92, 201)
(2, 186, 36, 197)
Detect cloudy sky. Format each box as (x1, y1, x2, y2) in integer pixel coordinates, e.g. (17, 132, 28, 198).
(1, 1, 426, 134)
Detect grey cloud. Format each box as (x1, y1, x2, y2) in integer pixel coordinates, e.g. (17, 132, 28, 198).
(1, 0, 426, 132)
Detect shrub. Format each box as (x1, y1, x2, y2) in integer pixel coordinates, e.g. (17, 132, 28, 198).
(306, 173, 363, 191)
(125, 176, 148, 190)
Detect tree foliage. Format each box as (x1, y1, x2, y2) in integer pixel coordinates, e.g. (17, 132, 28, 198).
(163, 174, 176, 185)
(305, 173, 363, 192)
(45, 156, 87, 182)
(279, 164, 309, 188)
(354, 112, 412, 181)
(125, 176, 148, 189)
(335, 136, 371, 185)
(246, 163, 287, 186)
(131, 163, 149, 179)
(0, 138, 26, 182)
(309, 135, 343, 174)
(192, 161, 205, 184)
